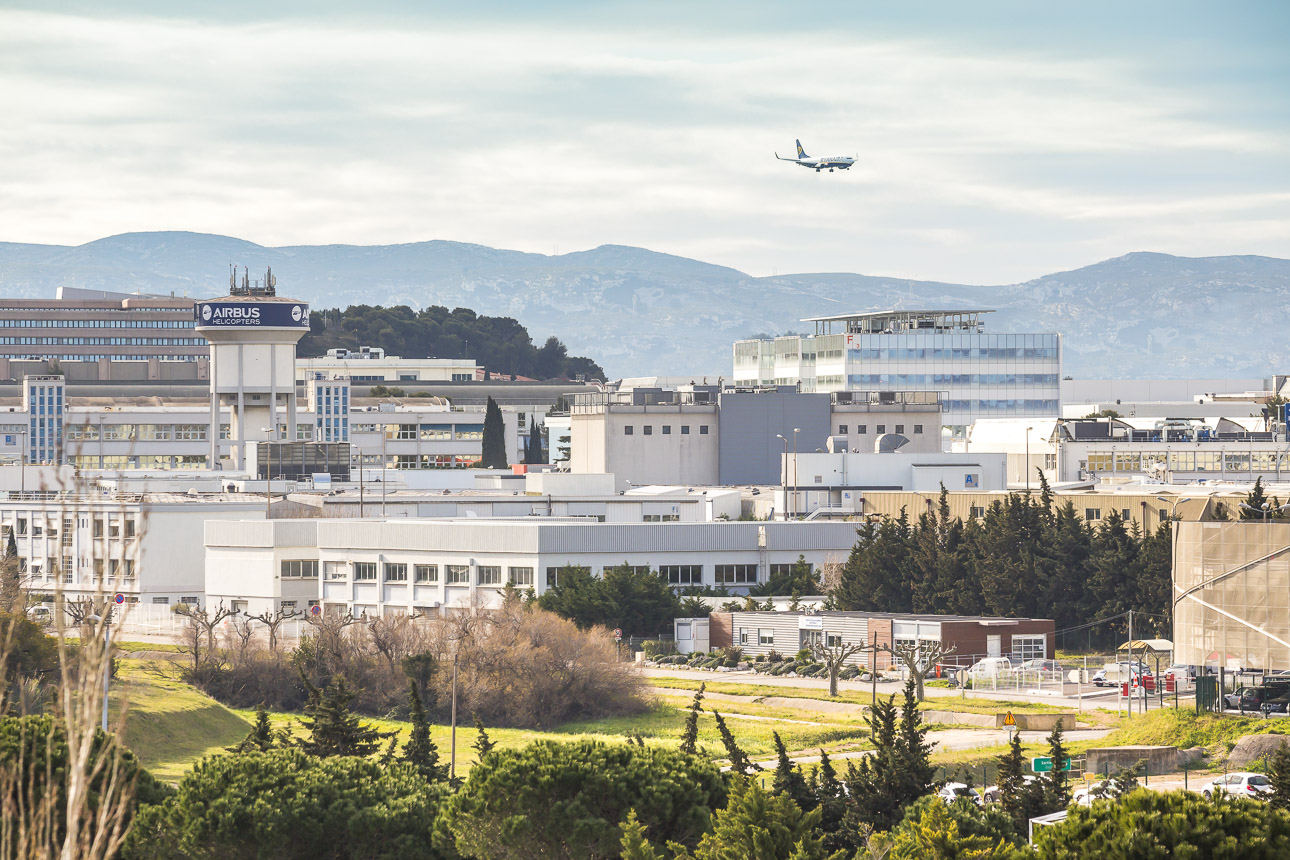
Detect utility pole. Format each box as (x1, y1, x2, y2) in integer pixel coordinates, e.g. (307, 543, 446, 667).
(449, 651, 459, 779)
(1128, 609, 1134, 717)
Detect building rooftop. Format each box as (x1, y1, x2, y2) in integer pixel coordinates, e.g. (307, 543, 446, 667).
(798, 309, 994, 336)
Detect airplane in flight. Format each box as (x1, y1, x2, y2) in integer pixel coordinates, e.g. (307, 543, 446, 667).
(775, 140, 855, 172)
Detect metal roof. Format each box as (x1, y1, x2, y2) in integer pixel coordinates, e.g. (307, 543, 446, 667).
(800, 309, 995, 323)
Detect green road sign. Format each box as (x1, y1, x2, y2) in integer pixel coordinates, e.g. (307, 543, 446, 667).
(1031, 757, 1071, 773)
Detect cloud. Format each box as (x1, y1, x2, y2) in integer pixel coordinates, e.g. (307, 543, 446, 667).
(0, 7, 1286, 284)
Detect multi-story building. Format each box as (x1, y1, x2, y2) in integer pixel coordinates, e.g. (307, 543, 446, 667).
(570, 384, 943, 487)
(295, 347, 478, 384)
(204, 517, 864, 616)
(733, 309, 1061, 434)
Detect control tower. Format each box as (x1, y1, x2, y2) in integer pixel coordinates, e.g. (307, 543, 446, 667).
(195, 268, 309, 470)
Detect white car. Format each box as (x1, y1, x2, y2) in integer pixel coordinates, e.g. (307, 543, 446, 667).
(937, 782, 983, 806)
(982, 775, 1040, 804)
(1200, 772, 1272, 800)
(965, 657, 1014, 682)
(1072, 781, 1122, 807)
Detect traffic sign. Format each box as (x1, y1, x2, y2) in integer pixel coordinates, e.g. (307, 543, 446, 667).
(613, 628, 622, 642)
(310, 604, 322, 617)
(1031, 757, 1071, 773)
(113, 593, 126, 605)
(1002, 712, 1016, 727)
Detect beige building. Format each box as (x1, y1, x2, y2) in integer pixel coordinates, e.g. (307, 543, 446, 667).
(859, 490, 1220, 532)
(1174, 521, 1290, 671)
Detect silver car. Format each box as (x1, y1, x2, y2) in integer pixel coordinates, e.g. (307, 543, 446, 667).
(1200, 772, 1272, 800)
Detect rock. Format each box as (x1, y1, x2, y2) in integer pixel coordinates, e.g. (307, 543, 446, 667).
(1177, 747, 1206, 767)
(1229, 734, 1290, 767)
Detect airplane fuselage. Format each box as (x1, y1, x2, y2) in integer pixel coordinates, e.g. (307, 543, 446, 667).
(775, 140, 855, 172)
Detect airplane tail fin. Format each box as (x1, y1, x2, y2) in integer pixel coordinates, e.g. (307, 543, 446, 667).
(796, 139, 808, 159)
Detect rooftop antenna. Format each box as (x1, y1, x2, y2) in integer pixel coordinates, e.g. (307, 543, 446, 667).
(242, 266, 249, 292)
(229, 263, 236, 292)
(265, 266, 276, 295)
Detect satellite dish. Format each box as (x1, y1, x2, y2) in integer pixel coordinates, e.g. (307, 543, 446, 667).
(874, 433, 910, 454)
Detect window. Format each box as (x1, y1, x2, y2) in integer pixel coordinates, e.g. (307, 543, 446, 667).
(643, 426, 653, 436)
(715, 564, 758, 585)
(826, 633, 843, 648)
(446, 565, 470, 584)
(1084, 508, 1102, 521)
(699, 426, 709, 435)
(662, 426, 672, 435)
(353, 562, 378, 581)
(895, 425, 904, 434)
(281, 560, 319, 579)
(624, 426, 634, 436)
(1012, 635, 1046, 662)
(681, 426, 690, 435)
(325, 561, 348, 581)
(384, 563, 408, 582)
(108, 522, 119, 538)
(876, 425, 886, 434)
(15, 518, 26, 536)
(125, 519, 136, 538)
(642, 514, 680, 522)
(969, 506, 985, 518)
(508, 566, 534, 586)
(414, 564, 438, 583)
(545, 565, 590, 587)
(152, 597, 169, 605)
(857, 425, 866, 434)
(913, 425, 923, 434)
(660, 565, 702, 586)
(758, 629, 774, 646)
(769, 562, 813, 578)
(280, 600, 297, 611)
(477, 566, 502, 585)
(739, 628, 749, 645)
(1121, 509, 1131, 520)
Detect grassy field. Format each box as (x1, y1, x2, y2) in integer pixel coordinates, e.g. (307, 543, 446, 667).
(114, 659, 878, 784)
(645, 676, 1074, 715)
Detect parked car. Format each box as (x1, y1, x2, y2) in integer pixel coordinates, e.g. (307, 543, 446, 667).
(1072, 780, 1123, 807)
(1200, 772, 1272, 800)
(1017, 659, 1064, 680)
(965, 657, 1014, 683)
(982, 775, 1040, 804)
(1224, 683, 1290, 712)
(25, 602, 54, 626)
(1261, 689, 1290, 714)
(1092, 662, 1153, 688)
(937, 782, 983, 807)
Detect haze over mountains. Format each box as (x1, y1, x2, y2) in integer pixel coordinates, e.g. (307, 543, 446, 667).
(0, 232, 1285, 380)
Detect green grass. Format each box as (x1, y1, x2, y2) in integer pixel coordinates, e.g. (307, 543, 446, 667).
(112, 661, 252, 783)
(646, 677, 1069, 714)
(1102, 708, 1290, 752)
(112, 659, 877, 783)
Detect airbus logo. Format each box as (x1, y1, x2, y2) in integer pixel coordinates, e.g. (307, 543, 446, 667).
(201, 305, 212, 321)
(291, 305, 303, 321)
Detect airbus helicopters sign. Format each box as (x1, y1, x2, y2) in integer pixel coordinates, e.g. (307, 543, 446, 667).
(194, 301, 309, 328)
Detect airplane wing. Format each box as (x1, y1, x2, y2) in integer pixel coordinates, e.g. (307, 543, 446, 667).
(774, 153, 799, 162)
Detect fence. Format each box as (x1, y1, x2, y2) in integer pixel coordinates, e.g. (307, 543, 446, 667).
(109, 604, 312, 643)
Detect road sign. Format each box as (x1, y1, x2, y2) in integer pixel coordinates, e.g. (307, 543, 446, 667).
(1002, 712, 1016, 727)
(1031, 757, 1072, 773)
(310, 604, 322, 617)
(113, 593, 126, 605)
(613, 628, 622, 642)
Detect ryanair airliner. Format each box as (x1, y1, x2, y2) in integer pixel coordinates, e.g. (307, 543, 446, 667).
(775, 140, 855, 172)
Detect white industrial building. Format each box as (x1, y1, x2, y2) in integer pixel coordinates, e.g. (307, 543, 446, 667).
(295, 347, 478, 384)
(204, 518, 864, 617)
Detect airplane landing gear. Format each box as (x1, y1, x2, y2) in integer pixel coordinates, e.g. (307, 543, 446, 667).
(829, 168, 834, 172)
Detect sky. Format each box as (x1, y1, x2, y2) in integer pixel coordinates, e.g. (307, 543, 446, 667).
(1, 1, 1288, 284)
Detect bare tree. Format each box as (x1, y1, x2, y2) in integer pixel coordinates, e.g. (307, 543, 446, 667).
(249, 606, 301, 652)
(878, 641, 956, 702)
(174, 603, 236, 672)
(810, 635, 869, 697)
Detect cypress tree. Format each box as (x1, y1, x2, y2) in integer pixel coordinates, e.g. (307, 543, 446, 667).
(472, 713, 497, 760)
(402, 680, 448, 781)
(771, 731, 813, 810)
(712, 711, 760, 776)
(481, 395, 508, 469)
(1040, 719, 1072, 812)
(228, 706, 278, 753)
(679, 683, 705, 755)
(1269, 741, 1290, 811)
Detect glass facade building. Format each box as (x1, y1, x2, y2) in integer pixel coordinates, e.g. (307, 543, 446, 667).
(21, 375, 64, 464)
(733, 310, 1061, 432)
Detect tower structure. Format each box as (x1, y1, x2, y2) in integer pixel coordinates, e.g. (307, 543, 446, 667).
(195, 268, 309, 470)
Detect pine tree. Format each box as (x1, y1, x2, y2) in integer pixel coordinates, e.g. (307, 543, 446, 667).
(481, 395, 508, 469)
(771, 731, 813, 810)
(228, 706, 278, 753)
(1270, 741, 1290, 811)
(296, 676, 388, 758)
(679, 683, 705, 755)
(1242, 476, 1270, 518)
(402, 680, 448, 781)
(712, 711, 760, 776)
(472, 713, 497, 760)
(619, 810, 665, 860)
(996, 732, 1043, 835)
(1039, 719, 1071, 812)
(895, 680, 934, 799)
(810, 749, 848, 850)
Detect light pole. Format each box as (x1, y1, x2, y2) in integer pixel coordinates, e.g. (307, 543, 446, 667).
(792, 427, 800, 520)
(381, 429, 388, 517)
(776, 434, 789, 520)
(260, 427, 276, 519)
(1238, 501, 1290, 522)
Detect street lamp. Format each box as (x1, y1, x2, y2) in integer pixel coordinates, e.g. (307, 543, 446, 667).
(792, 428, 800, 520)
(776, 434, 789, 520)
(260, 427, 276, 519)
(1239, 501, 1290, 522)
(1025, 426, 1033, 493)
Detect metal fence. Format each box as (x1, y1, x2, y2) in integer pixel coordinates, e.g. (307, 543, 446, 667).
(109, 604, 312, 643)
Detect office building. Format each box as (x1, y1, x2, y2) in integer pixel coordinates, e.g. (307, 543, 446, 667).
(295, 347, 477, 384)
(732, 309, 1061, 434)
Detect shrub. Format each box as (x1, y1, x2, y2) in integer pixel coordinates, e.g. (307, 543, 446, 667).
(641, 640, 678, 660)
(718, 646, 743, 668)
(446, 740, 725, 859)
(123, 750, 451, 859)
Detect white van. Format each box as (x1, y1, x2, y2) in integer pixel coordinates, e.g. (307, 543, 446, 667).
(966, 657, 1014, 683)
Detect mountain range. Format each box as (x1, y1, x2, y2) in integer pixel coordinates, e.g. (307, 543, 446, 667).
(0, 231, 1286, 380)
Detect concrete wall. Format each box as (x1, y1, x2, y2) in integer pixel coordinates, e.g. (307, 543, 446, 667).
(717, 391, 831, 486)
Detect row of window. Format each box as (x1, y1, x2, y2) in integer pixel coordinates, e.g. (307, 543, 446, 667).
(3, 516, 136, 538)
(313, 560, 536, 587)
(547, 563, 808, 587)
(0, 318, 195, 328)
(4, 354, 198, 361)
(847, 347, 1059, 361)
(0, 337, 203, 345)
(837, 424, 923, 435)
(622, 425, 711, 436)
(66, 423, 209, 441)
(69, 455, 208, 469)
(1084, 451, 1290, 473)
(848, 374, 1059, 387)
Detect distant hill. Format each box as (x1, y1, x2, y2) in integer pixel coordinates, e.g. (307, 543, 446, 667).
(0, 231, 1286, 379)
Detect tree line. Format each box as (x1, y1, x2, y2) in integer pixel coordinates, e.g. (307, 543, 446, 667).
(833, 477, 1173, 648)
(298, 304, 605, 381)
